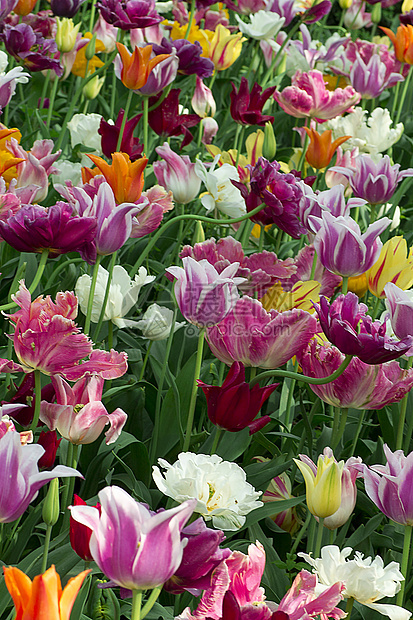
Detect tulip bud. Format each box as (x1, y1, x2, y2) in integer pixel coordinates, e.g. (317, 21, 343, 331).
(85, 33, 97, 60)
(371, 2, 381, 22)
(201, 117, 219, 144)
(56, 17, 81, 53)
(276, 52, 287, 76)
(294, 454, 343, 519)
(192, 220, 205, 245)
(338, 0, 352, 8)
(263, 121, 276, 161)
(42, 478, 60, 526)
(192, 77, 216, 118)
(83, 74, 105, 100)
(70, 495, 101, 561)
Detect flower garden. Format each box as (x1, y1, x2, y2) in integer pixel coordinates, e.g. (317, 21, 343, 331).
(0, 0, 413, 617)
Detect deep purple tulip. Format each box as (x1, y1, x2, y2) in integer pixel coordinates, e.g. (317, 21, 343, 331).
(363, 445, 413, 526)
(0, 202, 97, 258)
(70, 486, 196, 590)
(349, 52, 404, 99)
(311, 211, 390, 277)
(331, 154, 413, 205)
(298, 338, 413, 409)
(314, 293, 413, 364)
(99, 109, 143, 162)
(152, 38, 214, 78)
(37, 430, 61, 470)
(50, 0, 85, 17)
(234, 157, 307, 239)
(0, 431, 81, 523)
(164, 518, 231, 594)
(0, 0, 18, 21)
(269, 0, 297, 26)
(2, 24, 63, 76)
(302, 0, 331, 22)
(198, 361, 278, 433)
(230, 78, 276, 127)
(206, 296, 317, 369)
(400, 10, 413, 24)
(97, 0, 162, 29)
(148, 89, 200, 148)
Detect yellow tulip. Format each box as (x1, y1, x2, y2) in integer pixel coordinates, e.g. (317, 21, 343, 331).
(261, 280, 321, 313)
(294, 454, 343, 518)
(208, 24, 245, 71)
(55, 18, 81, 54)
(366, 236, 413, 298)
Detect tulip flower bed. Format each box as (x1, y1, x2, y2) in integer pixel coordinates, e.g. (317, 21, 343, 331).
(1, 0, 413, 618)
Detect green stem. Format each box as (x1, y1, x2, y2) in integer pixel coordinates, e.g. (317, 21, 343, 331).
(30, 370, 42, 432)
(258, 225, 265, 252)
(310, 250, 317, 280)
(261, 21, 300, 87)
(183, 329, 205, 452)
(130, 204, 267, 277)
(250, 355, 353, 387)
(131, 590, 143, 620)
(331, 408, 348, 450)
(313, 517, 325, 557)
(345, 598, 354, 619)
(89, 0, 97, 31)
(40, 70, 51, 110)
(150, 308, 178, 463)
(94, 252, 117, 342)
(341, 276, 348, 295)
(84, 254, 102, 335)
(60, 441, 74, 517)
(46, 77, 60, 130)
(349, 410, 365, 456)
(391, 79, 402, 123)
(116, 90, 133, 152)
(291, 510, 312, 554)
(45, 258, 84, 289)
(184, 0, 196, 38)
(139, 341, 153, 381)
(235, 126, 246, 169)
(397, 357, 413, 450)
(141, 587, 162, 620)
(396, 525, 413, 606)
(143, 97, 149, 156)
(395, 67, 412, 125)
(40, 524, 52, 573)
(210, 427, 223, 455)
(61, 444, 79, 530)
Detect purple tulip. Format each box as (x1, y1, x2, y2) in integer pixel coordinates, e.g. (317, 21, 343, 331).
(299, 184, 366, 234)
(97, 0, 162, 29)
(363, 445, 413, 525)
(71, 180, 140, 261)
(70, 486, 196, 590)
(166, 257, 244, 328)
(311, 212, 390, 277)
(302, 0, 332, 22)
(349, 52, 404, 99)
(331, 154, 413, 205)
(269, 0, 298, 26)
(154, 142, 201, 204)
(384, 282, 413, 341)
(0, 66, 30, 112)
(298, 338, 413, 409)
(206, 296, 317, 369)
(152, 38, 214, 78)
(136, 52, 179, 97)
(164, 518, 231, 594)
(2, 24, 63, 76)
(50, 0, 86, 17)
(0, 431, 81, 523)
(0, 202, 97, 258)
(0, 0, 18, 20)
(148, 89, 200, 148)
(314, 293, 413, 364)
(99, 109, 143, 161)
(230, 78, 276, 127)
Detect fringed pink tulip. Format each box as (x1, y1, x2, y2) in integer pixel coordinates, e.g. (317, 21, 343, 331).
(154, 142, 201, 204)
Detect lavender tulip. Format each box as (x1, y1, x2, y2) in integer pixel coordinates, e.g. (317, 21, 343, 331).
(166, 257, 244, 328)
(384, 282, 413, 341)
(315, 293, 413, 364)
(206, 295, 317, 368)
(152, 38, 214, 78)
(97, 0, 162, 29)
(363, 445, 413, 526)
(0, 431, 81, 523)
(154, 142, 201, 204)
(0, 0, 18, 21)
(298, 339, 413, 409)
(349, 52, 404, 99)
(3, 24, 63, 75)
(331, 154, 413, 205)
(69, 486, 196, 590)
(311, 211, 390, 277)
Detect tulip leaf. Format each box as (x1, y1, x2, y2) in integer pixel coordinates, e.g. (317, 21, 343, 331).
(225, 496, 305, 539)
(345, 512, 384, 548)
(245, 456, 291, 490)
(248, 522, 290, 601)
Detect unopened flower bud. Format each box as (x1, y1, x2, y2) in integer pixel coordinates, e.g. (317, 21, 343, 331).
(42, 478, 60, 526)
(192, 220, 205, 245)
(263, 121, 276, 161)
(371, 2, 381, 22)
(276, 52, 287, 76)
(83, 74, 105, 99)
(201, 117, 219, 145)
(192, 76, 216, 118)
(56, 17, 81, 53)
(85, 33, 97, 60)
(338, 0, 353, 8)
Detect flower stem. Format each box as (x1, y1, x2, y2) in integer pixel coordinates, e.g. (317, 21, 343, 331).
(116, 90, 133, 152)
(183, 328, 205, 452)
(139, 341, 153, 381)
(341, 276, 348, 295)
(46, 77, 60, 130)
(131, 590, 143, 620)
(291, 510, 312, 554)
(396, 357, 413, 450)
(143, 97, 149, 156)
(141, 587, 162, 619)
(40, 524, 52, 573)
(250, 354, 353, 387)
(349, 410, 365, 456)
(396, 524, 413, 606)
(210, 427, 223, 455)
(84, 254, 102, 336)
(30, 370, 42, 432)
(395, 66, 412, 125)
(184, 0, 196, 39)
(313, 517, 325, 557)
(345, 597, 354, 619)
(94, 251, 117, 342)
(130, 204, 268, 276)
(331, 407, 348, 450)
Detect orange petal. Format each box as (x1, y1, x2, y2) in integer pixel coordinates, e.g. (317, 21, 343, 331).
(4, 566, 33, 620)
(24, 566, 61, 620)
(59, 570, 91, 620)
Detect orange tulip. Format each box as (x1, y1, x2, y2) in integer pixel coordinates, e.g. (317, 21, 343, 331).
(380, 25, 413, 64)
(14, 0, 37, 15)
(82, 152, 148, 204)
(303, 127, 350, 170)
(3, 565, 90, 620)
(116, 43, 170, 90)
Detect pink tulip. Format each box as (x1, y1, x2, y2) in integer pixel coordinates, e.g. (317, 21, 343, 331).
(277, 570, 345, 620)
(154, 142, 201, 204)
